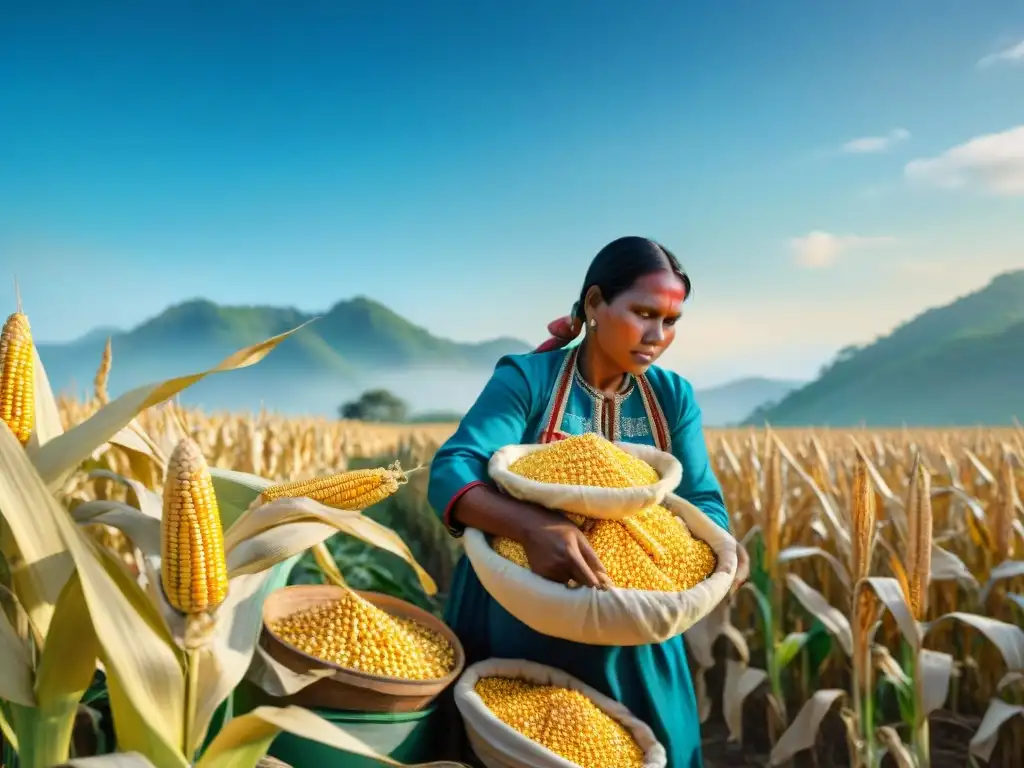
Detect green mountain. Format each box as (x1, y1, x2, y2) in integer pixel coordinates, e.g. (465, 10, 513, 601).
(747, 270, 1024, 426)
(37, 297, 531, 415)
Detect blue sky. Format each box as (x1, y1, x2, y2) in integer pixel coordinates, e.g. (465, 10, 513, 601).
(1, 1, 1022, 387)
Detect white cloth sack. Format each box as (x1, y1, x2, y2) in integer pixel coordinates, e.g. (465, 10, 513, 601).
(454, 658, 667, 768)
(488, 442, 683, 520)
(463, 493, 738, 646)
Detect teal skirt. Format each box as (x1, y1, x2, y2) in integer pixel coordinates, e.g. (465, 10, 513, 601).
(445, 557, 703, 768)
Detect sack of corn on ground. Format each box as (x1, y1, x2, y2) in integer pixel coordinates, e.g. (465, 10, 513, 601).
(488, 433, 682, 519)
(454, 658, 667, 768)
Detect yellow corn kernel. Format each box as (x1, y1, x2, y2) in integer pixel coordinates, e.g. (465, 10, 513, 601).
(257, 463, 407, 510)
(492, 536, 530, 568)
(583, 520, 680, 591)
(161, 437, 229, 614)
(632, 504, 718, 590)
(269, 591, 455, 680)
(492, 506, 716, 592)
(621, 514, 667, 563)
(475, 676, 644, 768)
(509, 432, 659, 488)
(0, 311, 34, 446)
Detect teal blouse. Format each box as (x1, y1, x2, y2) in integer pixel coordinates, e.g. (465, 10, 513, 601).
(428, 346, 730, 768)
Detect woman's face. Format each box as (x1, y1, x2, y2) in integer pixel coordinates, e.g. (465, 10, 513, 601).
(588, 269, 687, 375)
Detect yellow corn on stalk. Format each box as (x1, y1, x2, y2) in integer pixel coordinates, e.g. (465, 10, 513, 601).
(475, 676, 644, 768)
(161, 437, 229, 614)
(269, 590, 455, 680)
(256, 462, 408, 510)
(0, 310, 34, 446)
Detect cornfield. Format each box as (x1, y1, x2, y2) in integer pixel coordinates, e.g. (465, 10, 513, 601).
(55, 392, 1024, 767)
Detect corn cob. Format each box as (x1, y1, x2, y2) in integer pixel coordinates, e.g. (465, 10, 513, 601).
(256, 463, 408, 510)
(509, 432, 659, 488)
(161, 437, 229, 614)
(0, 310, 34, 446)
(269, 591, 455, 680)
(475, 676, 644, 768)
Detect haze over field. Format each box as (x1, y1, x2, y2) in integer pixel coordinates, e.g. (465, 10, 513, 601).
(35, 268, 1024, 426)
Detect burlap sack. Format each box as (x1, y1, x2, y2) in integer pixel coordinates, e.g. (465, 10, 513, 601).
(462, 493, 738, 646)
(454, 658, 667, 768)
(487, 442, 682, 520)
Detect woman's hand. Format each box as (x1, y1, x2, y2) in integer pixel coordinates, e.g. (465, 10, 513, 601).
(450, 485, 612, 589)
(522, 515, 612, 590)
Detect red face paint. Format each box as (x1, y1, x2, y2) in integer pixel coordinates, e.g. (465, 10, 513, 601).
(631, 271, 687, 313)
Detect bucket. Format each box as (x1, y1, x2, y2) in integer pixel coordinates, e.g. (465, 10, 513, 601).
(235, 676, 439, 767)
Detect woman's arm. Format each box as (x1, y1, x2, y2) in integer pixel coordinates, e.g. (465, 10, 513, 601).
(667, 377, 731, 533)
(427, 357, 610, 588)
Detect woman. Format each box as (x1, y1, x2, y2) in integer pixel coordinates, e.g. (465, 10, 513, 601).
(428, 236, 732, 767)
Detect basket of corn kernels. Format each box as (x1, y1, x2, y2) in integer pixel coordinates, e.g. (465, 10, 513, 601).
(464, 433, 739, 646)
(454, 659, 667, 768)
(260, 584, 465, 712)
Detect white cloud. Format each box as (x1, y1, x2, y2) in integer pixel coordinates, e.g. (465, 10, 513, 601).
(977, 38, 1024, 69)
(789, 231, 896, 269)
(904, 125, 1024, 195)
(841, 128, 910, 154)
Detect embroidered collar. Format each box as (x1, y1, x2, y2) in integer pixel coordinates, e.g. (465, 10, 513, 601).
(572, 349, 635, 404)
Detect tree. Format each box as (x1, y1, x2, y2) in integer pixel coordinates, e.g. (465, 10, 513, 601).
(338, 388, 409, 423)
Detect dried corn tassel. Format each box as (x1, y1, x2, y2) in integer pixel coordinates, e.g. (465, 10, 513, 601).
(904, 453, 933, 621)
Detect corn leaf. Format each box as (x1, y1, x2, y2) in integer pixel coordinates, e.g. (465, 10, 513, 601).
(210, 469, 273, 531)
(30, 572, 101, 767)
(969, 698, 1024, 762)
(924, 612, 1024, 671)
(919, 648, 955, 717)
(769, 689, 845, 765)
(863, 576, 921, 649)
(61, 752, 157, 767)
(778, 546, 851, 590)
(184, 569, 288, 758)
(980, 559, 1024, 602)
(0, 586, 34, 706)
(28, 321, 314, 490)
(87, 470, 164, 519)
(723, 660, 767, 742)
(0, 421, 74, 635)
(71, 500, 162, 562)
(246, 644, 336, 698)
(776, 632, 810, 672)
(27, 347, 63, 450)
(223, 496, 436, 595)
(786, 574, 853, 656)
(930, 543, 978, 587)
(195, 704, 469, 768)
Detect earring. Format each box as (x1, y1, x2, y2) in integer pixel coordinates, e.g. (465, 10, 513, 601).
(589, 318, 597, 328)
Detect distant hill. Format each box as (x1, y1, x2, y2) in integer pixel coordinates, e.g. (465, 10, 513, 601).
(693, 377, 805, 426)
(747, 270, 1024, 426)
(37, 297, 532, 415)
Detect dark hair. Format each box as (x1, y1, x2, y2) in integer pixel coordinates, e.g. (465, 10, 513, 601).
(572, 236, 692, 321)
